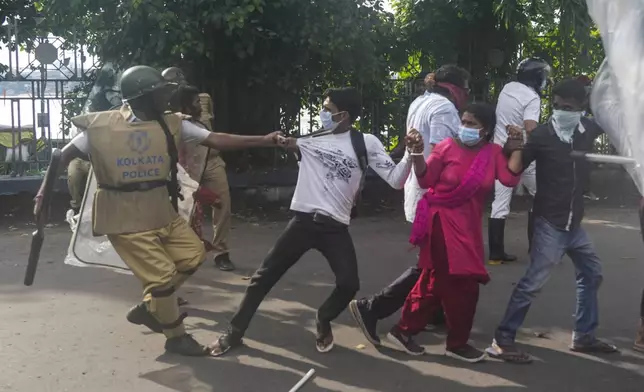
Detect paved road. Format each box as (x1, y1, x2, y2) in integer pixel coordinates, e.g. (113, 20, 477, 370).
(1, 208, 643, 392)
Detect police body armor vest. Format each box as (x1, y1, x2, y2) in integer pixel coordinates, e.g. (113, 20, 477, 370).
(71, 106, 182, 235)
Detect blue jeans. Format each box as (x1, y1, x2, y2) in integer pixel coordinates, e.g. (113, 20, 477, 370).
(495, 216, 603, 346)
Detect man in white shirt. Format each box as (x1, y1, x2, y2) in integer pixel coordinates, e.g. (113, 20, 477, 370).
(348, 65, 471, 345)
(210, 87, 422, 357)
(488, 58, 551, 264)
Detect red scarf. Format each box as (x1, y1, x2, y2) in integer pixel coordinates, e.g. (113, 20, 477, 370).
(437, 82, 468, 110)
(409, 143, 493, 246)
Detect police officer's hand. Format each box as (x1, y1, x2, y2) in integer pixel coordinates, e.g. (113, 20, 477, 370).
(264, 131, 286, 147)
(405, 128, 424, 154)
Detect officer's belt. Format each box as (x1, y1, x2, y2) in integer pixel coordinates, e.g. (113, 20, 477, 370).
(98, 180, 169, 192)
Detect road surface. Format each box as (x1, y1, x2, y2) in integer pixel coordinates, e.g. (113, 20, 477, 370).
(1, 207, 643, 391)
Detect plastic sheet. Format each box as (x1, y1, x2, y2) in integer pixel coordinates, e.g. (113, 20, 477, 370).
(64, 63, 206, 274)
(587, 0, 644, 195)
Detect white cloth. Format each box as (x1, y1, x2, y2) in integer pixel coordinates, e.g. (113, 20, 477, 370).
(403, 92, 460, 222)
(490, 81, 540, 219)
(291, 132, 412, 225)
(71, 120, 210, 154)
(493, 81, 541, 146)
(490, 167, 537, 219)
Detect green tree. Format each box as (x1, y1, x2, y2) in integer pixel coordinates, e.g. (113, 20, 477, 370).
(37, 0, 401, 167)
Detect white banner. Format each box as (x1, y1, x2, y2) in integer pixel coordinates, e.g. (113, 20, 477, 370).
(587, 0, 644, 196)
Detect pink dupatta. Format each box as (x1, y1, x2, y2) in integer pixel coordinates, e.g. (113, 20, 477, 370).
(410, 143, 494, 246)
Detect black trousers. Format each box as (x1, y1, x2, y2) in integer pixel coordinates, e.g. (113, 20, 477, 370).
(365, 265, 422, 319)
(364, 264, 445, 322)
(230, 213, 360, 334)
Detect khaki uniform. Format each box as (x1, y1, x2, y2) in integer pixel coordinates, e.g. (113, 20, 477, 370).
(198, 93, 231, 258)
(71, 106, 206, 338)
(67, 157, 91, 211)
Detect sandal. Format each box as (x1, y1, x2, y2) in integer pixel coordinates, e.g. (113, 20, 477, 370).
(486, 340, 533, 364)
(570, 338, 619, 354)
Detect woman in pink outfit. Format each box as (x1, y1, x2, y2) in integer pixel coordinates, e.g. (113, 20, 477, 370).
(388, 103, 523, 363)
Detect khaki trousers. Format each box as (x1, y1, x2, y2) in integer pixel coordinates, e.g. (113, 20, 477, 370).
(201, 154, 231, 258)
(108, 217, 206, 338)
(67, 158, 91, 210)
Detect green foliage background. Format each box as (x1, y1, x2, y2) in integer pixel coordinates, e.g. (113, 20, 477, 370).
(1, 0, 606, 168)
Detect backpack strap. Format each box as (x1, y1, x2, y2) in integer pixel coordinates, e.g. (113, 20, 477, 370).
(349, 129, 368, 219)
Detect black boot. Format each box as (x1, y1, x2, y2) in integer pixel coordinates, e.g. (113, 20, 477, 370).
(488, 218, 517, 265)
(214, 253, 235, 272)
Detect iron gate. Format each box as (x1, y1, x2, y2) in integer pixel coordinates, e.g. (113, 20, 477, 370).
(0, 34, 100, 178)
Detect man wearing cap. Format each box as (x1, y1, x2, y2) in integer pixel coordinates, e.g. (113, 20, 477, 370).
(162, 67, 235, 272)
(34, 65, 284, 356)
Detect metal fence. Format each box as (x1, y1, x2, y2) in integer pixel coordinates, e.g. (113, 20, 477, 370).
(0, 75, 618, 177)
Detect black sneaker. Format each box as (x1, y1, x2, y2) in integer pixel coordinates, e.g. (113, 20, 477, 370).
(210, 329, 244, 357)
(387, 326, 425, 356)
(126, 303, 163, 333)
(164, 334, 209, 356)
(349, 300, 381, 345)
(316, 319, 334, 353)
(215, 253, 235, 272)
(446, 344, 487, 363)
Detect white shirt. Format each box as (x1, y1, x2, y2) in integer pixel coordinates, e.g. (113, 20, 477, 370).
(493, 81, 541, 146)
(71, 119, 210, 154)
(291, 132, 412, 225)
(403, 92, 460, 222)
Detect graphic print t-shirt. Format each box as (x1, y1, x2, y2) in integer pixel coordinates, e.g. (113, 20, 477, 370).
(291, 131, 411, 225)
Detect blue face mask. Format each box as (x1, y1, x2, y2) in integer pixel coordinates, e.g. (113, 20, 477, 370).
(458, 125, 483, 146)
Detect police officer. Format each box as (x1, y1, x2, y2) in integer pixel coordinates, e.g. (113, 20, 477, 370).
(488, 58, 551, 264)
(162, 67, 236, 271)
(34, 65, 284, 356)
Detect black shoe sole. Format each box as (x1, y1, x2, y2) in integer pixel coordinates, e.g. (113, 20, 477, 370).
(215, 263, 235, 272)
(349, 300, 381, 346)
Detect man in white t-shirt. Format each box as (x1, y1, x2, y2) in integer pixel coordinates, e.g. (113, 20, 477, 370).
(210, 87, 423, 357)
(348, 65, 472, 346)
(488, 58, 551, 264)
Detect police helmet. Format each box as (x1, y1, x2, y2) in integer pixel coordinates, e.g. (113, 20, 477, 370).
(119, 65, 170, 101)
(162, 67, 186, 84)
(516, 58, 551, 92)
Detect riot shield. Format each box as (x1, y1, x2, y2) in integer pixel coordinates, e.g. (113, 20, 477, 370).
(24, 148, 63, 286)
(64, 63, 212, 274)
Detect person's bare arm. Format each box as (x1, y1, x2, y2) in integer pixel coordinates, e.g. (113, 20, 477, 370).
(524, 120, 538, 134)
(507, 149, 523, 174)
(523, 97, 541, 134)
(200, 131, 284, 151)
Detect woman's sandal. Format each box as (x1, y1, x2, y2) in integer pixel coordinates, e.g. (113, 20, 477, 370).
(486, 341, 533, 364)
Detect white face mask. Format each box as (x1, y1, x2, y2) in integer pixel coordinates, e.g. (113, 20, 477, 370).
(551, 109, 582, 143)
(319, 110, 345, 131)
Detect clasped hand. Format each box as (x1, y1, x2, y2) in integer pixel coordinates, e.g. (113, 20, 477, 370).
(405, 128, 424, 154)
(504, 125, 525, 152)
